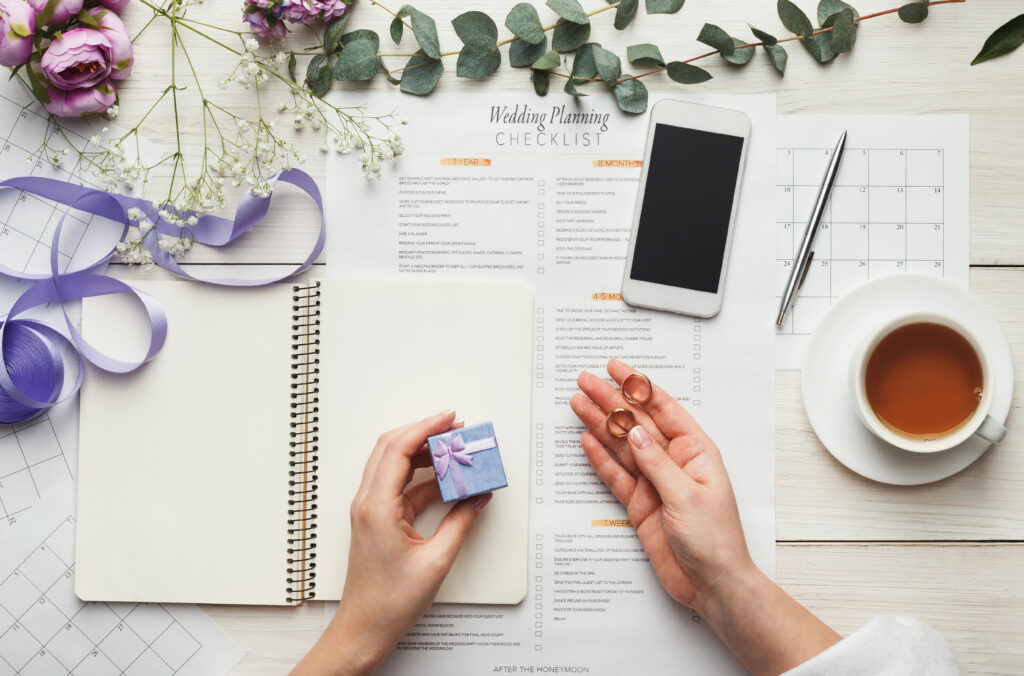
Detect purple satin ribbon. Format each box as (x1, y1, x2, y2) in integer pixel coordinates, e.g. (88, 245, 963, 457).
(0, 169, 326, 424)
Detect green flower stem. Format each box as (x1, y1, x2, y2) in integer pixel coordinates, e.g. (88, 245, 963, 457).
(614, 0, 966, 85)
(376, 1, 621, 74)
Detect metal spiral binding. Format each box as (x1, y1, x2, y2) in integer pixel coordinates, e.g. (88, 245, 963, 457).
(286, 281, 321, 604)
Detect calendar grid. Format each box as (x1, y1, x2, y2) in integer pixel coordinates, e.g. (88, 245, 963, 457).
(0, 514, 204, 675)
(0, 415, 73, 540)
(776, 146, 949, 341)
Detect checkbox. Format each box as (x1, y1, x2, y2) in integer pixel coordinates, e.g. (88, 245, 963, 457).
(537, 212, 544, 219)
(535, 611, 543, 618)
(538, 221, 545, 228)
(536, 478, 544, 485)
(535, 631, 543, 637)
(535, 645, 542, 651)
(538, 189, 545, 195)
(537, 317, 544, 323)
(537, 307, 544, 314)
(535, 583, 542, 589)
(535, 621, 543, 628)
(536, 352, 544, 360)
(538, 253, 545, 260)
(536, 459, 543, 467)
(538, 179, 545, 187)
(537, 244, 545, 249)
(536, 575, 543, 580)
(535, 602, 542, 609)
(536, 497, 543, 503)
(536, 534, 543, 540)
(536, 326, 544, 332)
(537, 266, 545, 273)
(536, 432, 544, 439)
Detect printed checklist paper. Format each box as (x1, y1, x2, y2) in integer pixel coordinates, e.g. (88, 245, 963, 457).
(775, 115, 969, 369)
(326, 93, 777, 673)
(0, 483, 243, 675)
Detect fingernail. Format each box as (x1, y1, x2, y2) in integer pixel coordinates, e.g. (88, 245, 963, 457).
(439, 408, 455, 417)
(474, 493, 492, 512)
(629, 425, 652, 449)
(453, 417, 465, 426)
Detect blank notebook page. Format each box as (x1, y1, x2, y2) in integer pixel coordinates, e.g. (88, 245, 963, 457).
(76, 282, 293, 605)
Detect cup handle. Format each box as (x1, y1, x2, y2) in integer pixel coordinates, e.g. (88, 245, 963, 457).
(976, 414, 1007, 444)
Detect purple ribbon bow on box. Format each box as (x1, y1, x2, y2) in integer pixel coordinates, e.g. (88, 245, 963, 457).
(432, 434, 497, 499)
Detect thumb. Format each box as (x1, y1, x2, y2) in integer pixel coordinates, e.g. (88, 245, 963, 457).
(429, 493, 491, 565)
(628, 425, 695, 506)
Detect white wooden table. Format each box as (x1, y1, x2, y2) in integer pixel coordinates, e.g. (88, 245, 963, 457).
(110, 0, 1024, 673)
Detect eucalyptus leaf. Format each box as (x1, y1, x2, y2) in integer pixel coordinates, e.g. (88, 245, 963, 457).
(380, 58, 401, 85)
(390, 16, 404, 42)
(614, 76, 648, 113)
(778, 0, 813, 37)
(571, 43, 599, 78)
(723, 37, 755, 65)
(325, 14, 350, 52)
(400, 51, 444, 95)
(764, 43, 788, 73)
(305, 54, 333, 96)
(614, 0, 639, 29)
(457, 35, 502, 78)
(533, 68, 550, 95)
(750, 26, 778, 46)
(817, 0, 858, 27)
(697, 23, 735, 56)
(972, 14, 1024, 65)
(452, 11, 498, 43)
(505, 3, 546, 45)
(546, 0, 589, 25)
(627, 43, 665, 67)
(396, 5, 441, 59)
(530, 48, 561, 70)
(829, 8, 856, 53)
(333, 39, 379, 80)
(287, 53, 297, 82)
(666, 61, 712, 84)
(801, 32, 837, 63)
(564, 74, 586, 96)
(341, 30, 380, 53)
(592, 46, 621, 86)
(645, 0, 685, 14)
(552, 21, 590, 52)
(897, 1, 928, 23)
(510, 36, 549, 67)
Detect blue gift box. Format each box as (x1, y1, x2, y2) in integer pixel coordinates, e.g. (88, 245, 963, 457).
(428, 422, 508, 503)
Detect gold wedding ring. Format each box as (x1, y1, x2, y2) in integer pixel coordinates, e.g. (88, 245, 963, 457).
(605, 408, 635, 438)
(621, 372, 653, 406)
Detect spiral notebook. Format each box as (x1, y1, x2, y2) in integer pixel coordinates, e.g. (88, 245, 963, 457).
(74, 279, 533, 606)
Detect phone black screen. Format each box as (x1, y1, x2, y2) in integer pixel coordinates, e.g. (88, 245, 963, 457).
(629, 124, 745, 293)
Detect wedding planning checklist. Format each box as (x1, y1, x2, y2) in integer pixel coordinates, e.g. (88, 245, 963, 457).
(325, 93, 776, 673)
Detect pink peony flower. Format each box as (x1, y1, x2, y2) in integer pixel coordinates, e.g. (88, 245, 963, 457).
(43, 79, 116, 117)
(90, 7, 132, 80)
(40, 28, 113, 90)
(27, 0, 83, 26)
(96, 0, 130, 9)
(280, 0, 350, 22)
(243, 7, 286, 39)
(0, 0, 35, 67)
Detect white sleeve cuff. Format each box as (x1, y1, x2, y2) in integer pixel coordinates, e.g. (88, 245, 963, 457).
(782, 615, 961, 676)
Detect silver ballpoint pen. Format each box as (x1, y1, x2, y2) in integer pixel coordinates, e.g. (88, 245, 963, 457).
(776, 130, 848, 327)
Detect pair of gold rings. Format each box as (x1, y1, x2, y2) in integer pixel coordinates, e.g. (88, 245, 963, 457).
(605, 372, 653, 438)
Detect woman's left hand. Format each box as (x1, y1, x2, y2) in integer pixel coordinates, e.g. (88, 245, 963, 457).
(292, 409, 491, 676)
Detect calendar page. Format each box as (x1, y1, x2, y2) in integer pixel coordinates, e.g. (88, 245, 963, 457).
(0, 482, 242, 675)
(775, 116, 969, 369)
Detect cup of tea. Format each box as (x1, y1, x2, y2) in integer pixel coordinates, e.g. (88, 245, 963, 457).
(850, 312, 1007, 453)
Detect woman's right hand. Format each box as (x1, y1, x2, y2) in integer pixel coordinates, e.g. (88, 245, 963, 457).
(570, 358, 755, 610)
(572, 358, 841, 676)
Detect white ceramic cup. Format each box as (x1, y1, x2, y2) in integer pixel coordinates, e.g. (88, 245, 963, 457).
(850, 312, 1007, 453)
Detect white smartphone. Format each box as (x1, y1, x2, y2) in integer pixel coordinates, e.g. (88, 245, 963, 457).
(621, 99, 751, 318)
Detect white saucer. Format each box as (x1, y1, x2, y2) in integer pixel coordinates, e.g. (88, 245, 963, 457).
(801, 274, 1014, 485)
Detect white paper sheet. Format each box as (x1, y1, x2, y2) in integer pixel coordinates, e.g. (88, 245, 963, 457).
(0, 481, 243, 675)
(325, 93, 776, 673)
(775, 115, 969, 369)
